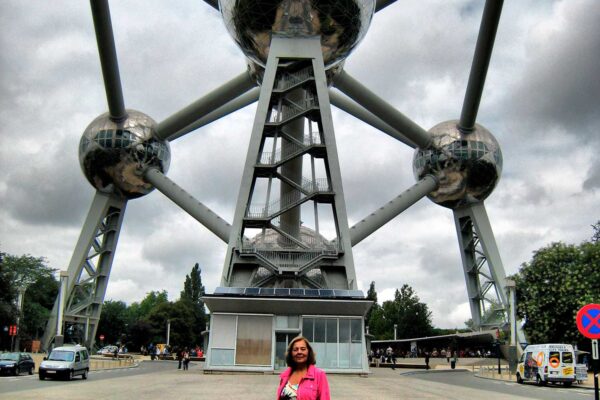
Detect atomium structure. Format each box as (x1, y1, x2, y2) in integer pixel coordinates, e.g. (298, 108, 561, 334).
(42, 0, 522, 372)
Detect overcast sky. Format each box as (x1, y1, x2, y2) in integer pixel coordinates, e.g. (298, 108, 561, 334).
(1, 0, 598, 329)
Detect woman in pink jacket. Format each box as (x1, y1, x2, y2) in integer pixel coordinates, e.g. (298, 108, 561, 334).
(277, 336, 330, 400)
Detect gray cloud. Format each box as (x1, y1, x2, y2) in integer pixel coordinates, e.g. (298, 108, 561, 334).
(1, 0, 598, 329)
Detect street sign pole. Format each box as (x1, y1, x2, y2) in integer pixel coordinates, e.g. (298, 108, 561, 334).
(592, 339, 599, 400)
(576, 304, 600, 400)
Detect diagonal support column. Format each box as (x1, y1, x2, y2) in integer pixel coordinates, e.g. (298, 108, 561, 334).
(329, 90, 417, 148)
(144, 167, 232, 242)
(453, 202, 509, 329)
(166, 88, 260, 141)
(156, 71, 256, 140)
(42, 191, 127, 351)
(350, 175, 438, 246)
(333, 70, 432, 149)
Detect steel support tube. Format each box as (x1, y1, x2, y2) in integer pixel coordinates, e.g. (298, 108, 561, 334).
(350, 175, 438, 246)
(459, 0, 504, 131)
(167, 88, 260, 141)
(144, 168, 232, 243)
(333, 70, 432, 149)
(157, 71, 256, 140)
(329, 90, 417, 148)
(375, 0, 397, 12)
(90, 0, 126, 121)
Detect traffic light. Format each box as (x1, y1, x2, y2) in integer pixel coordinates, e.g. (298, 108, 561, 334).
(8, 325, 17, 336)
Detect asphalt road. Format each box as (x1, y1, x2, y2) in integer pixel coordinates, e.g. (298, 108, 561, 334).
(0, 362, 596, 399)
(406, 370, 595, 400)
(0, 359, 181, 394)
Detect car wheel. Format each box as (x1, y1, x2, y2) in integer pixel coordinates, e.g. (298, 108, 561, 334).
(82, 369, 88, 380)
(13, 367, 18, 376)
(516, 373, 523, 384)
(28, 367, 33, 375)
(39, 372, 45, 380)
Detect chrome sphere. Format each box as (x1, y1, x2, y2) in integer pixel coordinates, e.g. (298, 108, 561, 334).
(219, 0, 375, 70)
(413, 120, 503, 209)
(79, 110, 171, 199)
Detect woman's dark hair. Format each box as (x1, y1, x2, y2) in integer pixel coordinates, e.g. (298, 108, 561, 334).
(285, 336, 316, 368)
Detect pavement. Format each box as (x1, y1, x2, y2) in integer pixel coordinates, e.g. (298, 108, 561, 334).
(13, 354, 594, 399)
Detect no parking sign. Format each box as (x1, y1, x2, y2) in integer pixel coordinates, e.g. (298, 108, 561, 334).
(577, 304, 600, 340)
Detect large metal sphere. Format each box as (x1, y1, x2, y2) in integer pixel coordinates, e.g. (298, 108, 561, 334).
(219, 0, 375, 70)
(79, 110, 171, 199)
(413, 120, 503, 209)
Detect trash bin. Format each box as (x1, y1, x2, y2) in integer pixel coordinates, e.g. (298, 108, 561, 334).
(451, 360, 456, 369)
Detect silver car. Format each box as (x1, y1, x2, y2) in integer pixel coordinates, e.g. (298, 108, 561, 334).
(39, 345, 90, 380)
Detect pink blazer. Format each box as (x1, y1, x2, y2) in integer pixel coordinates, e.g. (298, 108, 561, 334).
(277, 364, 331, 400)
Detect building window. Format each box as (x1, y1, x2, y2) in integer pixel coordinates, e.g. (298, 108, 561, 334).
(302, 317, 363, 369)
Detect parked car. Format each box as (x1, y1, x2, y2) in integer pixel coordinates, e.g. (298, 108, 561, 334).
(0, 352, 35, 376)
(96, 345, 118, 356)
(39, 345, 90, 380)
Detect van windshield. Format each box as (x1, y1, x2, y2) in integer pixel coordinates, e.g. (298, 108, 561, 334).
(48, 350, 74, 362)
(562, 352, 573, 364)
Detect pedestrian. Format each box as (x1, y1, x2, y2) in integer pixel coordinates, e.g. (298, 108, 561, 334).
(183, 348, 190, 370)
(425, 351, 430, 370)
(177, 347, 183, 369)
(277, 336, 330, 400)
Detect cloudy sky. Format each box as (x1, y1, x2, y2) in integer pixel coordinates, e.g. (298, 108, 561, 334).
(1, 0, 598, 329)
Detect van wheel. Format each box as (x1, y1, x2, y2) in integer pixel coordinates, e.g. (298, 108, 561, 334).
(68, 370, 74, 381)
(563, 382, 572, 388)
(516, 373, 523, 384)
(82, 370, 88, 380)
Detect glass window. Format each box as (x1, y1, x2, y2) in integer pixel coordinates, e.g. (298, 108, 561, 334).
(562, 352, 573, 364)
(302, 318, 314, 342)
(314, 319, 326, 343)
(211, 314, 237, 348)
(339, 319, 350, 343)
(235, 315, 272, 365)
(351, 319, 361, 343)
(326, 319, 337, 343)
(211, 349, 235, 366)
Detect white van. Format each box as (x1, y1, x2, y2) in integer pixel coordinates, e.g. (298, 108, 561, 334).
(516, 343, 576, 387)
(39, 345, 90, 380)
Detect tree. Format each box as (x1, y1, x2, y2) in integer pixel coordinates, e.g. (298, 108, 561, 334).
(365, 281, 379, 327)
(97, 300, 129, 346)
(180, 263, 207, 347)
(513, 240, 600, 346)
(0, 253, 58, 350)
(592, 220, 600, 243)
(367, 283, 434, 340)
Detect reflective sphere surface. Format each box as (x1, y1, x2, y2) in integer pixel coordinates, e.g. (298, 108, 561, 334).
(79, 110, 171, 199)
(219, 0, 375, 69)
(413, 120, 502, 209)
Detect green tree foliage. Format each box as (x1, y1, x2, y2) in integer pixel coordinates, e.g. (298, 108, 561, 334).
(180, 263, 207, 347)
(0, 252, 58, 349)
(592, 220, 600, 243)
(146, 300, 195, 347)
(367, 284, 434, 340)
(513, 239, 600, 346)
(365, 281, 379, 326)
(97, 300, 129, 345)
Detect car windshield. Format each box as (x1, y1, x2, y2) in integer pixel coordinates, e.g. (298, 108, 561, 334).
(48, 350, 74, 361)
(0, 353, 19, 361)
